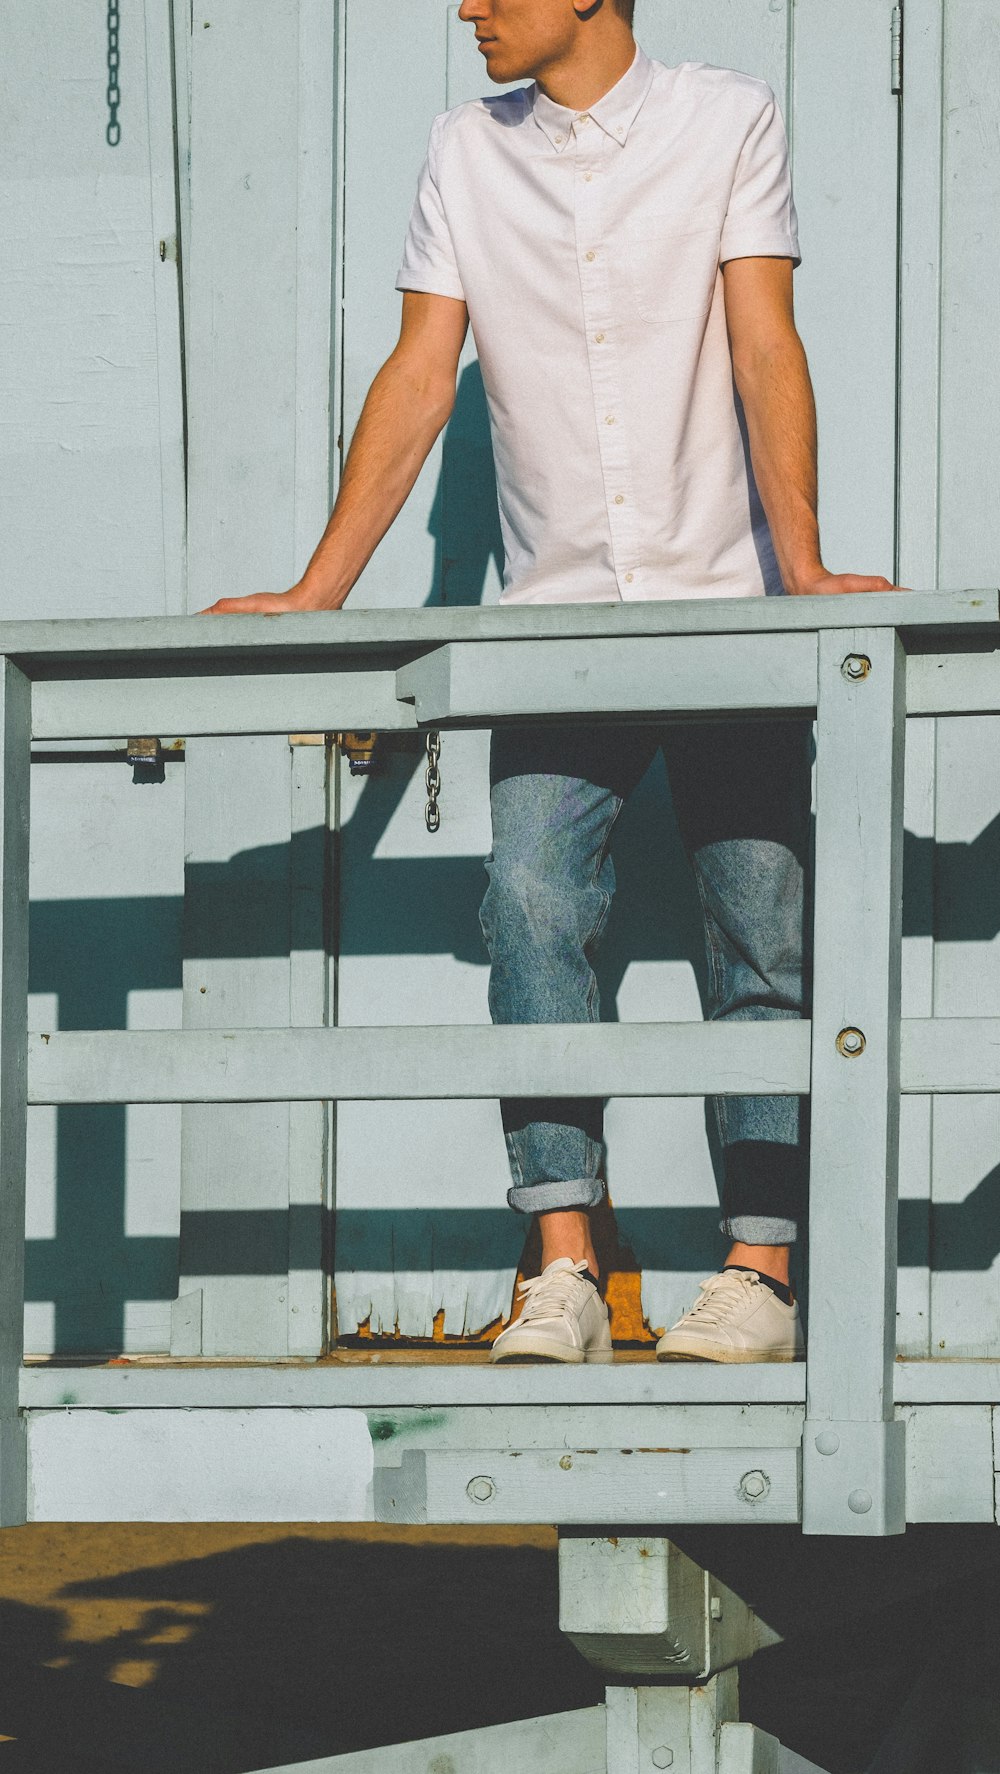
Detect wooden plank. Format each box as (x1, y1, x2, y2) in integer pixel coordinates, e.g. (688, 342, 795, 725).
(792, 0, 899, 577)
(287, 742, 333, 1357)
(1, 592, 995, 673)
(363, 1404, 806, 1455)
(375, 1446, 801, 1525)
(900, 1020, 1000, 1093)
(0, 662, 31, 1524)
(174, 737, 296, 1358)
(27, 1020, 812, 1105)
(26, 1406, 372, 1521)
(903, 1405, 995, 1522)
(638, 0, 789, 97)
(245, 1707, 606, 1774)
(897, 0, 945, 593)
(0, 7, 186, 620)
(19, 1363, 807, 1409)
(906, 651, 1000, 715)
(897, 1363, 1000, 1406)
(803, 630, 907, 1535)
(32, 672, 418, 741)
(396, 634, 818, 722)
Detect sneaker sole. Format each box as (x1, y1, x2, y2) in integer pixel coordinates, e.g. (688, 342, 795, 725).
(656, 1342, 803, 1363)
(490, 1338, 614, 1365)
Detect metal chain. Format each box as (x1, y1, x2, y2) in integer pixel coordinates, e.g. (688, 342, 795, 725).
(106, 0, 121, 146)
(424, 730, 441, 833)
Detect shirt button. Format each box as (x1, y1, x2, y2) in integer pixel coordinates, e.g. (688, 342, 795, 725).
(614, 494, 625, 505)
(555, 133, 564, 144)
(585, 250, 596, 262)
(625, 572, 635, 583)
(584, 172, 593, 182)
(594, 332, 605, 343)
(605, 415, 615, 425)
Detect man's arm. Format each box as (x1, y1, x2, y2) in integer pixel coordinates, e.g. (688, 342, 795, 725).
(203, 290, 469, 614)
(722, 256, 899, 596)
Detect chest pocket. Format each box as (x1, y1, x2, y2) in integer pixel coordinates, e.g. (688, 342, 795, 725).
(625, 202, 722, 325)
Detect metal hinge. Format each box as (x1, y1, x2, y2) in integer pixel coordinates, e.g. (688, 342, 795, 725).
(891, 3, 903, 95)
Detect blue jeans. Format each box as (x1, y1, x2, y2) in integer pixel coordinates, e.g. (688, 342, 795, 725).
(479, 719, 811, 1244)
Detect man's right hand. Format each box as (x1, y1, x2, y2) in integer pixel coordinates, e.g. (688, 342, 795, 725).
(200, 581, 345, 616)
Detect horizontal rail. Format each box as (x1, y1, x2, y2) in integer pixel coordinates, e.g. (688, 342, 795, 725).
(32, 671, 418, 740)
(24, 1019, 1000, 1104)
(2, 590, 994, 676)
(27, 1021, 811, 1103)
(17, 1361, 1000, 1409)
(22, 645, 1000, 740)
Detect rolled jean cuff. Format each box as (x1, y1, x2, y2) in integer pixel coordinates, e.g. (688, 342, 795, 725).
(508, 1176, 606, 1216)
(721, 1215, 798, 1246)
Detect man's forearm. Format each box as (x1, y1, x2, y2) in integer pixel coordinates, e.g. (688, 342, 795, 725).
(733, 333, 824, 595)
(298, 352, 455, 608)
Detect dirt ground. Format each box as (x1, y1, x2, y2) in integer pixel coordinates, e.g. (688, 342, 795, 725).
(0, 1520, 997, 1772)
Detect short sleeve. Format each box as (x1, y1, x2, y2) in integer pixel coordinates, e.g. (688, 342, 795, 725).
(719, 87, 800, 267)
(395, 114, 466, 301)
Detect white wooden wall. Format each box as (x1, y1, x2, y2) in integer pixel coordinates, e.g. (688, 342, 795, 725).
(4, 0, 998, 1355)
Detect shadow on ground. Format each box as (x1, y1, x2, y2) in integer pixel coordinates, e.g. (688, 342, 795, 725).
(1, 1523, 999, 1771)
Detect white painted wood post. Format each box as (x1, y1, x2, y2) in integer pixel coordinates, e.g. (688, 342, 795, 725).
(0, 659, 31, 1525)
(803, 627, 907, 1534)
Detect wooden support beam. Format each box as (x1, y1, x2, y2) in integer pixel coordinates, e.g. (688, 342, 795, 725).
(396, 634, 818, 723)
(0, 659, 30, 1526)
(26, 1020, 811, 1104)
(803, 629, 907, 1535)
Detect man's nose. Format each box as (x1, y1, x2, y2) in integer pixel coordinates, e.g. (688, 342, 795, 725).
(457, 0, 490, 20)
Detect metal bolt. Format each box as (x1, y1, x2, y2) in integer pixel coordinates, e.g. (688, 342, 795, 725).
(466, 1475, 496, 1505)
(738, 1469, 770, 1504)
(848, 1488, 873, 1515)
(841, 653, 872, 681)
(651, 1750, 674, 1770)
(559, 1454, 573, 1470)
(836, 1027, 866, 1058)
(815, 1431, 841, 1457)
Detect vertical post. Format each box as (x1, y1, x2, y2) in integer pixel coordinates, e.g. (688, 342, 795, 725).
(803, 627, 907, 1535)
(0, 659, 31, 1526)
(287, 738, 333, 1356)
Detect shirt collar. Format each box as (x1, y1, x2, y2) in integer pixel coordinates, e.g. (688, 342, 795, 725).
(531, 43, 654, 152)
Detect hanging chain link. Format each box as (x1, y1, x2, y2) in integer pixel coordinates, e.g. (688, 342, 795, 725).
(106, 0, 121, 146)
(424, 730, 442, 833)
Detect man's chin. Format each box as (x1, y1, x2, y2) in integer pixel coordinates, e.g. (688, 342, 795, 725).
(484, 53, 530, 84)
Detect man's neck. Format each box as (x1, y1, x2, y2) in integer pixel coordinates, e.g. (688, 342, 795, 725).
(534, 33, 636, 113)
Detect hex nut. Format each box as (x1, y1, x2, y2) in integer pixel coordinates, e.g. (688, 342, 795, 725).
(738, 1469, 770, 1504)
(651, 1750, 674, 1769)
(836, 1027, 866, 1058)
(467, 1475, 496, 1505)
(841, 653, 872, 681)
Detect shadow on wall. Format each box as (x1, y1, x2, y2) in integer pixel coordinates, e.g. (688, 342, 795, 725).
(2, 1523, 1000, 1772)
(25, 357, 1000, 1351)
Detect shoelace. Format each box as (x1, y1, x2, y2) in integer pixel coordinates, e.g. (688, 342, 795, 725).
(513, 1259, 591, 1327)
(680, 1269, 762, 1327)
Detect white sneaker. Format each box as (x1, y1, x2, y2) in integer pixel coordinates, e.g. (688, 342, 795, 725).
(655, 1268, 804, 1363)
(490, 1257, 613, 1364)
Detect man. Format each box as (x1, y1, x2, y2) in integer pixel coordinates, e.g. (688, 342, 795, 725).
(206, 0, 898, 1363)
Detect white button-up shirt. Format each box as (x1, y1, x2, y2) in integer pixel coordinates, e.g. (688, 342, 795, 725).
(396, 46, 800, 605)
